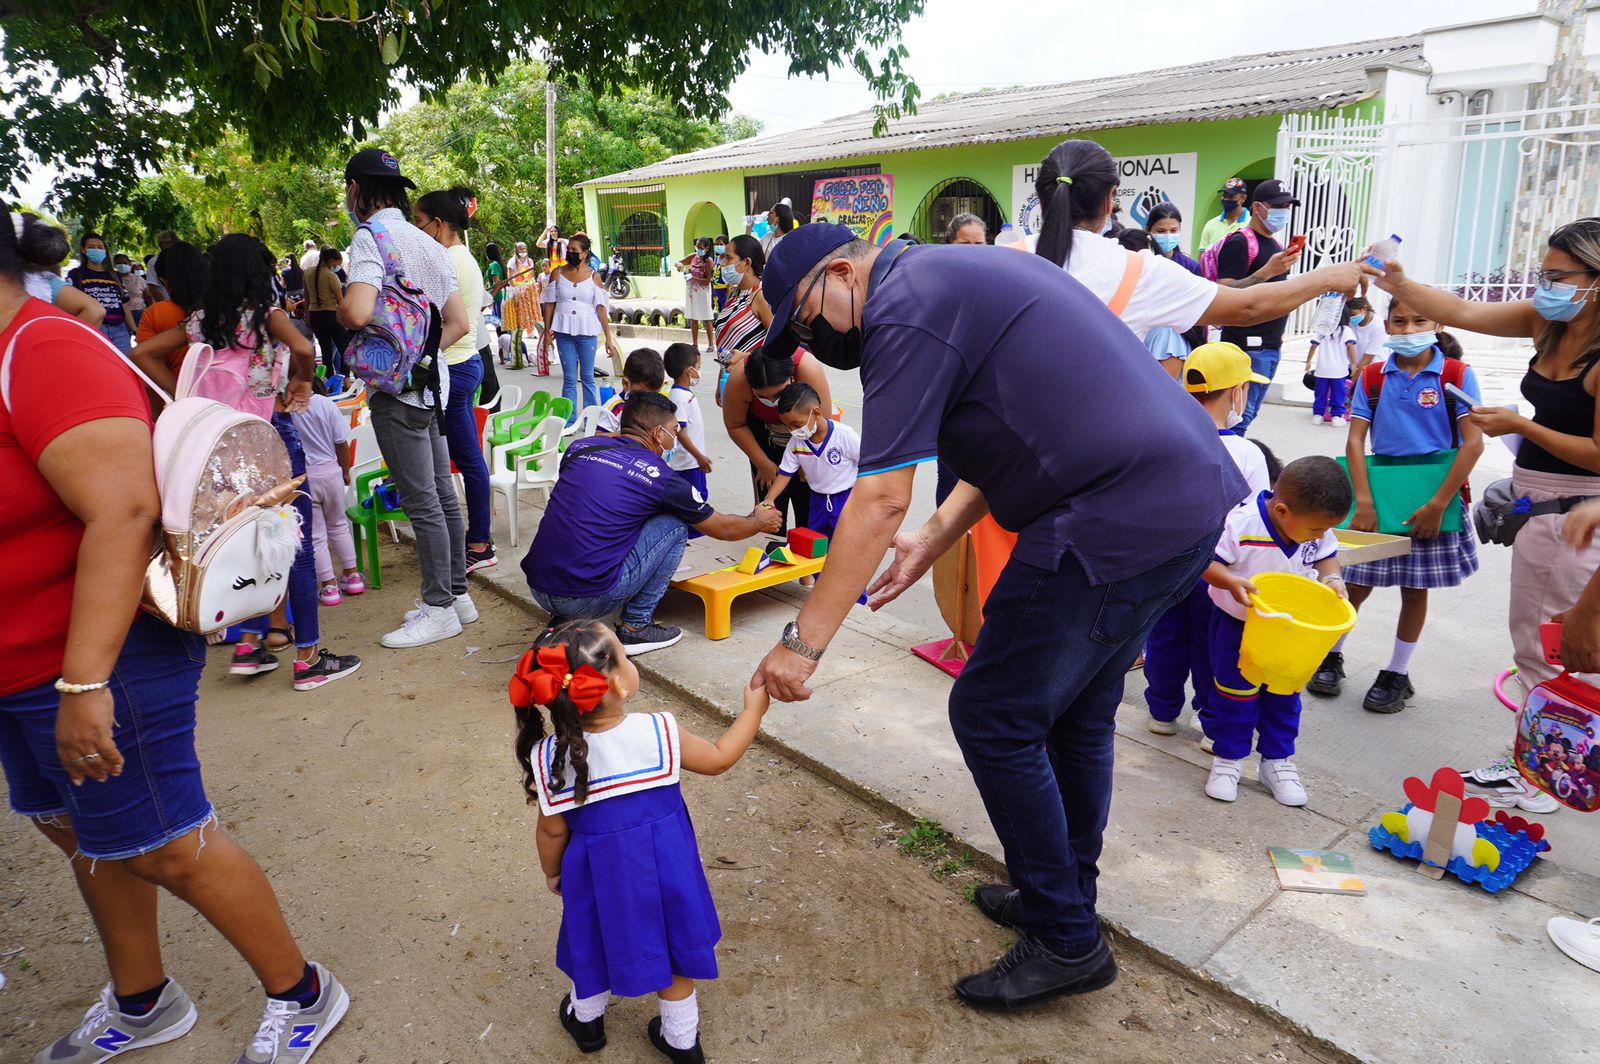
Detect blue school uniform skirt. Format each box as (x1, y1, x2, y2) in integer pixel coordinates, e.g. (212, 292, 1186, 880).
(1342, 500, 1479, 589)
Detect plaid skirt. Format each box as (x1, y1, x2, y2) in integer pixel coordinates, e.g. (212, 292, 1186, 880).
(1343, 528, 1479, 589)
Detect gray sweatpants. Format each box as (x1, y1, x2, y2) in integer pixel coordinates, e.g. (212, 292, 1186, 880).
(369, 391, 466, 608)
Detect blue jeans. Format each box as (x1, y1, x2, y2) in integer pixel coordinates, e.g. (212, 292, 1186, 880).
(0, 614, 213, 860)
(243, 413, 318, 648)
(442, 354, 492, 545)
(555, 333, 599, 421)
(1232, 347, 1279, 436)
(530, 514, 688, 628)
(99, 321, 131, 354)
(947, 528, 1218, 955)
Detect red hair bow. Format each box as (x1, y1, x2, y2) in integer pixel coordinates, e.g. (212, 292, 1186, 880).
(509, 645, 608, 713)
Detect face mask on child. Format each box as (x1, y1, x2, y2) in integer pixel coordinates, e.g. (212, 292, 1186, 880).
(1384, 331, 1438, 356)
(1225, 386, 1245, 429)
(789, 414, 822, 442)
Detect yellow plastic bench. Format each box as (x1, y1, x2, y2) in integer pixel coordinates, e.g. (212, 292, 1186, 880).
(671, 556, 826, 640)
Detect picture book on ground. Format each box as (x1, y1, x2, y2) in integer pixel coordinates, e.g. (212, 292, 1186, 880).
(1268, 848, 1368, 895)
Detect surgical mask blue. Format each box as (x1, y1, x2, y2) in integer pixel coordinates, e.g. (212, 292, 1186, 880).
(714, 244, 726, 256)
(720, 265, 744, 286)
(84, 248, 107, 264)
(1535, 280, 1595, 322)
(1383, 332, 1437, 356)
(660, 445, 678, 465)
(1152, 233, 1181, 254)
(1263, 208, 1291, 235)
(115, 263, 131, 274)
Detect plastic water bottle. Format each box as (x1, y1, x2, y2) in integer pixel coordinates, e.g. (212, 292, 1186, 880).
(1362, 233, 1403, 272)
(995, 223, 1027, 252)
(1312, 291, 1346, 335)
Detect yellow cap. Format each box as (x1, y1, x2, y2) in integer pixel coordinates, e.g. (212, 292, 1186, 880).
(1183, 342, 1270, 393)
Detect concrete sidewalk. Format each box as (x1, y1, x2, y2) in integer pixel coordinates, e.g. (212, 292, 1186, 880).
(457, 357, 1598, 1064)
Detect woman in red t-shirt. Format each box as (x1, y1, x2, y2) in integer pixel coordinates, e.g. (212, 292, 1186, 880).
(0, 205, 350, 1061)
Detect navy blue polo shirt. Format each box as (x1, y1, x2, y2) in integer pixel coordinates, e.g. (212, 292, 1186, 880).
(523, 437, 714, 598)
(857, 244, 1248, 585)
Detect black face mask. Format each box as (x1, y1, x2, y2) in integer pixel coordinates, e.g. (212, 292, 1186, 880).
(798, 283, 862, 371)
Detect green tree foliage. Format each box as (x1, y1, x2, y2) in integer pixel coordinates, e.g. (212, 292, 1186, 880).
(0, 0, 923, 222)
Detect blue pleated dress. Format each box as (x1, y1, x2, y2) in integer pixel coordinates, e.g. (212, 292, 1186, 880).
(533, 712, 721, 999)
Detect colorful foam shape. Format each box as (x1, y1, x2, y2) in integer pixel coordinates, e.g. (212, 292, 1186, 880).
(1369, 803, 1540, 893)
(735, 547, 767, 575)
(787, 528, 829, 558)
(767, 546, 798, 565)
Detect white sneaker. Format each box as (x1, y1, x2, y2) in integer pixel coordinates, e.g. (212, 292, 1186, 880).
(1548, 916, 1600, 973)
(453, 593, 479, 625)
(1259, 757, 1309, 806)
(1206, 757, 1242, 801)
(1331, 416, 1347, 427)
(1146, 714, 1179, 736)
(1462, 754, 1561, 813)
(381, 602, 463, 649)
(1200, 734, 1215, 754)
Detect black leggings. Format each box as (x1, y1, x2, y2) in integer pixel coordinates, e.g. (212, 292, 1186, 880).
(308, 310, 349, 374)
(747, 419, 811, 536)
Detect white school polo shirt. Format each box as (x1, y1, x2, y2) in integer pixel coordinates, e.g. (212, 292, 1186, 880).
(779, 417, 860, 495)
(1209, 490, 1339, 620)
(1218, 431, 1270, 498)
(668, 383, 705, 472)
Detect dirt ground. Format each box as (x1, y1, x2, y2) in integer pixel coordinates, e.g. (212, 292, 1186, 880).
(1, 557, 1340, 1064)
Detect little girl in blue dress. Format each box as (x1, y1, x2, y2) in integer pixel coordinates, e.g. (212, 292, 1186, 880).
(511, 621, 770, 1063)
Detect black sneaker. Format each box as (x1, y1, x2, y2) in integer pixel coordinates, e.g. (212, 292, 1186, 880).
(293, 649, 363, 692)
(616, 621, 683, 656)
(230, 644, 279, 676)
(647, 1016, 705, 1063)
(1362, 669, 1414, 714)
(559, 993, 607, 1054)
(465, 543, 498, 573)
(953, 933, 1118, 1011)
(1306, 651, 1344, 696)
(973, 884, 1021, 929)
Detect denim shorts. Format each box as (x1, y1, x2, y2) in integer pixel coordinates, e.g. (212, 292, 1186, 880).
(0, 613, 215, 860)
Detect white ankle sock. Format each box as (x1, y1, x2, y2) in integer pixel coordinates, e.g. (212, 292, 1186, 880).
(1333, 634, 1349, 652)
(569, 986, 609, 1023)
(658, 991, 699, 1051)
(1387, 638, 1418, 675)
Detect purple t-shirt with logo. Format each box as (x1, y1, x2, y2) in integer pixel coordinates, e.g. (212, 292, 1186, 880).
(857, 243, 1247, 586)
(524, 437, 714, 598)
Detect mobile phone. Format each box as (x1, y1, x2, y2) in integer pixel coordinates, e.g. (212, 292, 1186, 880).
(1541, 620, 1563, 666)
(1443, 382, 1476, 409)
(1286, 234, 1307, 254)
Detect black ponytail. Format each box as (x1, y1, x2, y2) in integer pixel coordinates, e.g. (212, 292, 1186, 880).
(1034, 140, 1120, 269)
(744, 350, 797, 390)
(512, 621, 619, 806)
(0, 204, 70, 283)
(416, 185, 474, 233)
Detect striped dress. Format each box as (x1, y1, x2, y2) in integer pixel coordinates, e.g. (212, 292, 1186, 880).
(715, 283, 764, 366)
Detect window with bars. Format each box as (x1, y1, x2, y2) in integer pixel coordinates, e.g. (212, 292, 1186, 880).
(598, 188, 669, 276)
(744, 164, 882, 224)
(909, 178, 1004, 243)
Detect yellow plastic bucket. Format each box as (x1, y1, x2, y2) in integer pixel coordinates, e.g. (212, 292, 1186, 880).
(1239, 573, 1358, 695)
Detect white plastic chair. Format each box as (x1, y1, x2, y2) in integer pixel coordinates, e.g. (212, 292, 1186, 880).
(489, 414, 565, 547)
(495, 383, 524, 418)
(567, 404, 602, 439)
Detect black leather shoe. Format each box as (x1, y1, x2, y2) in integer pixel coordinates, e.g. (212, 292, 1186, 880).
(1306, 651, 1344, 697)
(973, 884, 1020, 929)
(647, 1016, 705, 1062)
(559, 993, 606, 1053)
(1362, 669, 1414, 714)
(953, 933, 1118, 1011)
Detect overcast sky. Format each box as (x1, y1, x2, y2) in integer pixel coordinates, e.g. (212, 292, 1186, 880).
(16, 0, 1534, 208)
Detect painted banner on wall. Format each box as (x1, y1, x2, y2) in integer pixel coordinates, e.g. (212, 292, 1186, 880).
(812, 173, 895, 245)
(1012, 153, 1197, 238)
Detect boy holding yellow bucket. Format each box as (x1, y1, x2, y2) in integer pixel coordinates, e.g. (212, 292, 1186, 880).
(1203, 457, 1355, 805)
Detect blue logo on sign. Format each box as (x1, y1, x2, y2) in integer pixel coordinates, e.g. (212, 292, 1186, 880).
(288, 1024, 317, 1050)
(93, 1028, 133, 1052)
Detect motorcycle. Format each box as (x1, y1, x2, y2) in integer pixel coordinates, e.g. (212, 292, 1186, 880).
(600, 256, 631, 300)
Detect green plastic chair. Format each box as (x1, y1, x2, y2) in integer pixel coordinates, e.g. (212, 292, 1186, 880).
(344, 466, 409, 589)
(486, 390, 550, 449)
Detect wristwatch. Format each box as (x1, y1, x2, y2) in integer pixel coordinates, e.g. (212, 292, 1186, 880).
(781, 620, 825, 662)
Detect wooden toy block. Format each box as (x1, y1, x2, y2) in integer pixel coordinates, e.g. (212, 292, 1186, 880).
(735, 546, 768, 575)
(767, 546, 798, 565)
(787, 528, 829, 558)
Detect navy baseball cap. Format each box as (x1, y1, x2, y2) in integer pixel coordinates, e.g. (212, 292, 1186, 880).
(1248, 178, 1299, 207)
(761, 223, 860, 362)
(344, 147, 417, 189)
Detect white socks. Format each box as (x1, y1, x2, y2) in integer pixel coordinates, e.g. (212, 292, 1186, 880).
(658, 991, 699, 1051)
(1387, 638, 1418, 675)
(569, 987, 609, 1023)
(1333, 633, 1349, 652)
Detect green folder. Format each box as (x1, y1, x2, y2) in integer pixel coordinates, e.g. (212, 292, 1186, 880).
(1336, 452, 1464, 535)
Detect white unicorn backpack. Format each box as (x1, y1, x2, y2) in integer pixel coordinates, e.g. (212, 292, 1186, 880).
(2, 317, 304, 634)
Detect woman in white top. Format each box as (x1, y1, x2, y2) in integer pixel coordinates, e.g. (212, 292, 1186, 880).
(1031, 139, 1366, 347)
(538, 231, 621, 421)
(752, 201, 795, 257)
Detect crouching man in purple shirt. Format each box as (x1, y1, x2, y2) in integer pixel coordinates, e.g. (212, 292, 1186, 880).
(522, 392, 781, 655)
(750, 225, 1249, 1010)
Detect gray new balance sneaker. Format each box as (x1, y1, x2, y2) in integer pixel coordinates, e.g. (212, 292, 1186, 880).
(35, 980, 197, 1063)
(234, 963, 349, 1064)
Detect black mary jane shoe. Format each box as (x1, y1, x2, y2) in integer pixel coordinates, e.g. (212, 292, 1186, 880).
(648, 1016, 706, 1063)
(953, 933, 1119, 1011)
(559, 993, 607, 1054)
(972, 883, 1021, 929)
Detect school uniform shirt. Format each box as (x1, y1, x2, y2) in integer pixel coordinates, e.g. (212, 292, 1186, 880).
(66, 264, 127, 326)
(597, 393, 629, 434)
(1056, 231, 1218, 342)
(1210, 491, 1339, 621)
(1215, 229, 1287, 351)
(523, 437, 714, 599)
(779, 418, 860, 495)
(1351, 316, 1388, 363)
(668, 383, 706, 473)
(1219, 431, 1271, 498)
(1310, 325, 1357, 378)
(290, 393, 349, 468)
(1349, 348, 1482, 457)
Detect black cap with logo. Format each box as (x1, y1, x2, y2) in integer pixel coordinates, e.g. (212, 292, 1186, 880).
(343, 147, 416, 189)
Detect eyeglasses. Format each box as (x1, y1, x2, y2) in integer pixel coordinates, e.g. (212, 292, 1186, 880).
(1535, 268, 1599, 290)
(787, 269, 828, 345)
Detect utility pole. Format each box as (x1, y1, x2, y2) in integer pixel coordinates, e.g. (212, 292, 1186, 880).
(545, 80, 557, 231)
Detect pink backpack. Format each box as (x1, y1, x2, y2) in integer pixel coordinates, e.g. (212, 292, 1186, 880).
(178, 309, 287, 420)
(1, 316, 305, 634)
(1198, 226, 1260, 282)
